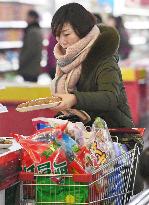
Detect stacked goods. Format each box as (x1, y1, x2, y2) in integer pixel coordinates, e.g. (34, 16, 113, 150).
(13, 117, 125, 204)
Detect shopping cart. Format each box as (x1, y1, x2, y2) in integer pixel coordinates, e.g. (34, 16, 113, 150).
(19, 128, 144, 205)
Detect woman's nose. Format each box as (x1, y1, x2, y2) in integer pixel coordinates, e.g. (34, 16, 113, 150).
(56, 36, 59, 42)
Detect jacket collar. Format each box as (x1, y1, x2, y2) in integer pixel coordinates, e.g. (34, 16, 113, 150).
(83, 24, 120, 68)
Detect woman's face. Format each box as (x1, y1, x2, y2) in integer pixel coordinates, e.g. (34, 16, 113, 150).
(56, 23, 80, 49)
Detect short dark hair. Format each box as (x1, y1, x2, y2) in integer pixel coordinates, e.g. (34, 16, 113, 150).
(139, 147, 149, 183)
(28, 10, 39, 20)
(51, 3, 96, 38)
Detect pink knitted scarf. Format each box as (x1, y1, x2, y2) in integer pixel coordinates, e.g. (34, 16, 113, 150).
(51, 25, 100, 94)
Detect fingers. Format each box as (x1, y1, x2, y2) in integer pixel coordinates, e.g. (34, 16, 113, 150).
(52, 93, 64, 99)
(50, 101, 66, 111)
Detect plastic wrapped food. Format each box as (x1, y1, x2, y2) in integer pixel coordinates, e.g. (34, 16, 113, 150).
(88, 117, 115, 165)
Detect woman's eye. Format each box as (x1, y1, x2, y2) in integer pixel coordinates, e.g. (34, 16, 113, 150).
(64, 33, 69, 36)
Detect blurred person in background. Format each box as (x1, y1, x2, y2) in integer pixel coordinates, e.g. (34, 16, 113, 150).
(18, 10, 42, 82)
(50, 3, 134, 129)
(107, 15, 132, 60)
(44, 32, 57, 79)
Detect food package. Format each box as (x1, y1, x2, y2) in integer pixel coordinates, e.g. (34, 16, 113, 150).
(88, 117, 115, 165)
(32, 117, 68, 130)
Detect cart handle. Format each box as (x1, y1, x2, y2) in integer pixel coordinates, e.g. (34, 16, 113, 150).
(109, 128, 145, 137)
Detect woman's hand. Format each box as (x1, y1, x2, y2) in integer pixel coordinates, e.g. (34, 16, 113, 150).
(51, 93, 77, 112)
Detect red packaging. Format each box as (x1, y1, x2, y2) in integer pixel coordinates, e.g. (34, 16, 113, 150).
(68, 160, 86, 174)
(68, 146, 98, 174)
(75, 146, 98, 172)
(12, 132, 68, 175)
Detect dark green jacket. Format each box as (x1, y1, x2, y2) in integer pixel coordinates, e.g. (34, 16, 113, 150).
(18, 23, 42, 78)
(74, 25, 134, 128)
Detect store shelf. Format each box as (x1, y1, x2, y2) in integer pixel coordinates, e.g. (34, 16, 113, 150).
(0, 21, 27, 29)
(129, 36, 147, 45)
(0, 41, 22, 49)
(0, 39, 48, 49)
(0, 1, 50, 73)
(122, 7, 149, 16)
(0, 21, 50, 29)
(125, 21, 149, 30)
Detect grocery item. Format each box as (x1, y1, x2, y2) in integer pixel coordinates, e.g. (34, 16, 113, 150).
(16, 96, 62, 112)
(0, 138, 13, 148)
(36, 176, 88, 204)
(0, 138, 12, 144)
(32, 117, 68, 130)
(89, 117, 116, 165)
(13, 126, 89, 204)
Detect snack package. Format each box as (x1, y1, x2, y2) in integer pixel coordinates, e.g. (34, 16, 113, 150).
(28, 127, 64, 143)
(13, 133, 68, 175)
(67, 145, 98, 175)
(113, 142, 128, 157)
(36, 176, 89, 205)
(113, 142, 129, 165)
(56, 133, 78, 162)
(89, 117, 115, 165)
(32, 117, 68, 130)
(104, 168, 124, 205)
(13, 122, 90, 204)
(55, 133, 90, 174)
(66, 122, 86, 146)
(14, 132, 89, 204)
(24, 122, 67, 143)
(32, 118, 87, 147)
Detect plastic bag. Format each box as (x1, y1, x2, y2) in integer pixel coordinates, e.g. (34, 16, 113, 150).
(87, 117, 116, 165)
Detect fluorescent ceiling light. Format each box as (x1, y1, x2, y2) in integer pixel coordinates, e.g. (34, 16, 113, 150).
(125, 21, 149, 29)
(130, 36, 147, 45)
(122, 7, 149, 16)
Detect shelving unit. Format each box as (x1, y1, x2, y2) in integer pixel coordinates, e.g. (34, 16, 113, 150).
(111, 0, 149, 124)
(113, 0, 149, 46)
(0, 0, 50, 72)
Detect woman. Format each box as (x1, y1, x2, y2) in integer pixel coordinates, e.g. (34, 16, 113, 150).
(50, 3, 134, 128)
(18, 10, 42, 82)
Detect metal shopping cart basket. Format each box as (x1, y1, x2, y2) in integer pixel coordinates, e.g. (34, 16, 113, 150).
(19, 128, 144, 205)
